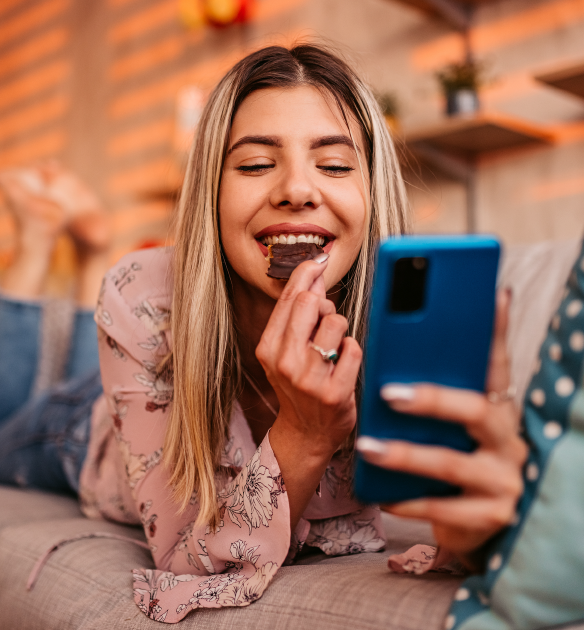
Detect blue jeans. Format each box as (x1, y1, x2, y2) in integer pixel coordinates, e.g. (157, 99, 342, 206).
(0, 296, 102, 494)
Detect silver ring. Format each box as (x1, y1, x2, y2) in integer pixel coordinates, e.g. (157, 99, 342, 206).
(487, 384, 517, 404)
(310, 343, 339, 364)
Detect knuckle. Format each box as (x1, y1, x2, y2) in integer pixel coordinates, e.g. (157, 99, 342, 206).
(491, 502, 515, 528)
(296, 291, 317, 307)
(505, 470, 524, 500)
(323, 313, 348, 334)
(515, 438, 529, 466)
(279, 284, 297, 302)
(346, 339, 363, 360)
(324, 299, 337, 314)
(255, 341, 268, 364)
(321, 390, 342, 408)
(275, 357, 294, 380)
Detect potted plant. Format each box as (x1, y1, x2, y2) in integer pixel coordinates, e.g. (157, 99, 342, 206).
(436, 59, 482, 117)
(376, 92, 400, 134)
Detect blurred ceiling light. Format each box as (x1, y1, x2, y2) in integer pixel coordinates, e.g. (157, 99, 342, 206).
(179, 0, 254, 29)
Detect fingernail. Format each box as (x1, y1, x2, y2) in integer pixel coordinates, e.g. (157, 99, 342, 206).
(313, 253, 329, 264)
(380, 384, 415, 402)
(356, 436, 387, 456)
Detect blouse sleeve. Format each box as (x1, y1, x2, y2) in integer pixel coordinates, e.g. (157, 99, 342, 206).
(96, 251, 291, 623)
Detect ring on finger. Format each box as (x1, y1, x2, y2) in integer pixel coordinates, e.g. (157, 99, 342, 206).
(487, 383, 517, 404)
(309, 342, 339, 364)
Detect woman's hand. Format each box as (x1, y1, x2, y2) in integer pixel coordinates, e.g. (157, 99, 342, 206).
(357, 289, 528, 570)
(256, 256, 363, 528)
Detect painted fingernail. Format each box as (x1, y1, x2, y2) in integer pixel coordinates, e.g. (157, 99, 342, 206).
(356, 436, 387, 456)
(313, 253, 329, 264)
(380, 384, 415, 403)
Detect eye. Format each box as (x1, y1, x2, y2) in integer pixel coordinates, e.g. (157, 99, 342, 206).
(236, 163, 275, 174)
(317, 165, 355, 176)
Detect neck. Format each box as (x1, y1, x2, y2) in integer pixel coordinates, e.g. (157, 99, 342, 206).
(231, 276, 276, 376)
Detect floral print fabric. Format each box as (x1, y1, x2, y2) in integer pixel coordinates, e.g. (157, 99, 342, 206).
(85, 247, 386, 622)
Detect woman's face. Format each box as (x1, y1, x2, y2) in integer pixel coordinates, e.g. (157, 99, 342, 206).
(219, 85, 369, 300)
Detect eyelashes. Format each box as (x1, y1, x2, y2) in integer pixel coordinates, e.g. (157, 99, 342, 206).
(236, 164, 355, 175)
(317, 165, 355, 174)
(236, 164, 275, 172)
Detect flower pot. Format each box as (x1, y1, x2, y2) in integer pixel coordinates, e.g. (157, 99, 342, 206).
(446, 89, 479, 117)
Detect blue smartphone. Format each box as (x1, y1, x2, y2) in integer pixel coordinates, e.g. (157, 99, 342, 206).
(354, 235, 500, 505)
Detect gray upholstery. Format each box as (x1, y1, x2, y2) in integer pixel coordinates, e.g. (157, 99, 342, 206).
(0, 486, 460, 629)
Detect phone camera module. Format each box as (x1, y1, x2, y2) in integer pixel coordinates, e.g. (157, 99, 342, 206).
(389, 257, 428, 313)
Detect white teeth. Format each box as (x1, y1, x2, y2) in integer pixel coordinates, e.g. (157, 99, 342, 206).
(261, 233, 328, 246)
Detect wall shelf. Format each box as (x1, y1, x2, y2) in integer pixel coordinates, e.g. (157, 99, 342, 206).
(404, 112, 554, 232)
(535, 61, 584, 101)
(406, 112, 554, 160)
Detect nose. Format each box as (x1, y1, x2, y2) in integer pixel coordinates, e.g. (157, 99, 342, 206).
(269, 161, 322, 211)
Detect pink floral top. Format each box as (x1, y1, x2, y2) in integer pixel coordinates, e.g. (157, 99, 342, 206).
(81, 247, 389, 623)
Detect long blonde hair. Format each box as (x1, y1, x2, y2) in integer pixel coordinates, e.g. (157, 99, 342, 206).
(164, 43, 410, 526)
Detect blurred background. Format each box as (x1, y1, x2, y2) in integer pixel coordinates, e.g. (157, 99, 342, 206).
(1, 0, 584, 295)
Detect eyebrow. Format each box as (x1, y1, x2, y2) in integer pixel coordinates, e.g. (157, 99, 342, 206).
(310, 134, 360, 154)
(227, 135, 283, 154)
(227, 134, 360, 155)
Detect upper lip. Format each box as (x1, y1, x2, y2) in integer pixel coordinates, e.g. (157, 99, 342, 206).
(254, 223, 335, 240)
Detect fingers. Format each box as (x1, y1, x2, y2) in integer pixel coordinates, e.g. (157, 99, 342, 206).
(356, 437, 523, 497)
(384, 496, 517, 534)
(261, 258, 329, 342)
(329, 336, 362, 392)
(380, 382, 515, 447)
(486, 288, 513, 400)
(274, 292, 336, 378)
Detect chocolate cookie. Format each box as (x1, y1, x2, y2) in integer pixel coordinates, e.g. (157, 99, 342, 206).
(266, 242, 324, 280)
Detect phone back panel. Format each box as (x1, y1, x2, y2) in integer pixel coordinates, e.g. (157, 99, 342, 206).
(354, 235, 500, 504)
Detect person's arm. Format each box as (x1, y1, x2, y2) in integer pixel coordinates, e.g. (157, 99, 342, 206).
(256, 258, 363, 531)
(96, 252, 293, 621)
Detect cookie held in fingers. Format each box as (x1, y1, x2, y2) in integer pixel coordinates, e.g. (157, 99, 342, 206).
(266, 242, 324, 280)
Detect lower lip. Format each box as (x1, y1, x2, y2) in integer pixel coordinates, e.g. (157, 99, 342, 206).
(256, 239, 335, 256)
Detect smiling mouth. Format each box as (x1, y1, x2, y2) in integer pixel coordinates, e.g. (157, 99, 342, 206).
(260, 233, 327, 247)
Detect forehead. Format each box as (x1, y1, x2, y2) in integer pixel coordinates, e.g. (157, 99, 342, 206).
(231, 85, 361, 141)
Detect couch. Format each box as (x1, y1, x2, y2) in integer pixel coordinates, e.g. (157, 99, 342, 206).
(1, 239, 583, 630)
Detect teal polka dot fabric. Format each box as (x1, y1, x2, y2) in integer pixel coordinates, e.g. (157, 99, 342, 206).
(447, 241, 584, 630)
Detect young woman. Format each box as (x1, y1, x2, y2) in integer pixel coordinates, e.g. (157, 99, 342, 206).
(0, 44, 526, 623)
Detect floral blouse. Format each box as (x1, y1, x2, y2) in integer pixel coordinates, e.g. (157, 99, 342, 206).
(82, 247, 388, 623)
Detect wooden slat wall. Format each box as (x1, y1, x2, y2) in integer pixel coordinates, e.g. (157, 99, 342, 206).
(0, 0, 306, 283)
(1, 0, 583, 281)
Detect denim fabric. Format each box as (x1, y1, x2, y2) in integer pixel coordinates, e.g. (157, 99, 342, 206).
(0, 369, 102, 494)
(0, 296, 42, 421)
(0, 295, 103, 495)
(65, 309, 101, 379)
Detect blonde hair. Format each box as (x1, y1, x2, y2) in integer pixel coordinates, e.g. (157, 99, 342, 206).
(164, 43, 410, 526)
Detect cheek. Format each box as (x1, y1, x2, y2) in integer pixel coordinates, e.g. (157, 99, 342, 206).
(329, 183, 368, 243)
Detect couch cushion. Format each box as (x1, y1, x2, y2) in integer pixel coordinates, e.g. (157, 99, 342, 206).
(0, 486, 461, 630)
